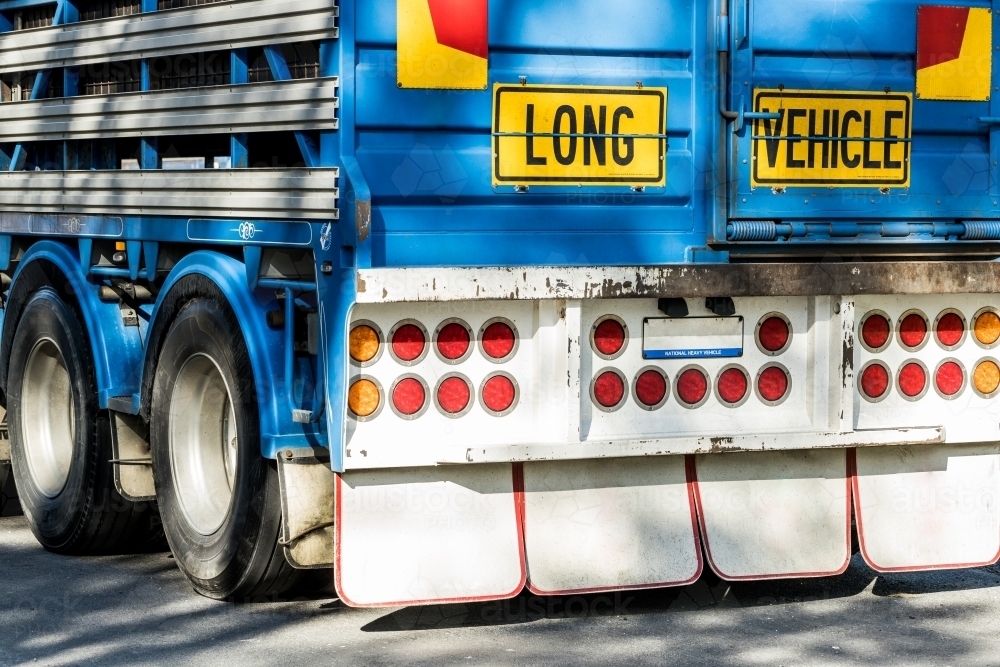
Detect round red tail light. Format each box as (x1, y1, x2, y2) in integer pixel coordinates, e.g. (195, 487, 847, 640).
(757, 365, 790, 404)
(436, 321, 472, 362)
(717, 366, 749, 406)
(757, 315, 791, 354)
(676, 367, 709, 407)
(391, 322, 427, 364)
(436, 375, 472, 416)
(935, 360, 965, 397)
(592, 369, 627, 410)
(633, 368, 668, 409)
(481, 373, 518, 415)
(899, 312, 928, 349)
(861, 312, 891, 351)
(391, 376, 427, 418)
(936, 312, 965, 348)
(592, 317, 627, 358)
(859, 362, 890, 401)
(481, 320, 517, 361)
(897, 362, 927, 399)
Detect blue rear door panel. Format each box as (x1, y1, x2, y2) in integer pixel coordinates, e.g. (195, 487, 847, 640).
(727, 0, 1000, 247)
(353, 0, 717, 267)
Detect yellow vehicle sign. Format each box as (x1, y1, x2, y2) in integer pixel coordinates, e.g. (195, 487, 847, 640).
(492, 84, 667, 187)
(751, 90, 912, 188)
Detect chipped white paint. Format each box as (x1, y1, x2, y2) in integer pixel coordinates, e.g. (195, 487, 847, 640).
(443, 427, 943, 465)
(522, 457, 700, 594)
(855, 443, 1000, 572)
(335, 464, 524, 607)
(695, 449, 851, 580)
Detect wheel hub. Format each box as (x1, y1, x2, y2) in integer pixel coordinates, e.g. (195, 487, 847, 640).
(21, 339, 75, 499)
(169, 354, 238, 536)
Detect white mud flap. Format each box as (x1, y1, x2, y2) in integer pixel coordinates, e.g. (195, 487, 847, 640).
(694, 449, 851, 580)
(854, 444, 1000, 572)
(522, 456, 701, 595)
(335, 463, 525, 607)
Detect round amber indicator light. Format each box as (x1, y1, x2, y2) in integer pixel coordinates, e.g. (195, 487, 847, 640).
(975, 311, 1000, 346)
(349, 324, 380, 363)
(348, 379, 380, 418)
(974, 360, 1000, 396)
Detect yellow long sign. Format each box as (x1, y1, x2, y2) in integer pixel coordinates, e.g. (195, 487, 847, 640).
(493, 84, 667, 187)
(751, 90, 912, 188)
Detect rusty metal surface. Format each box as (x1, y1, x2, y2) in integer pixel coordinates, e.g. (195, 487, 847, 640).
(356, 262, 1000, 303)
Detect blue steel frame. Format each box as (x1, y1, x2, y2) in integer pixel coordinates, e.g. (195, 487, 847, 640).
(0, 0, 346, 464)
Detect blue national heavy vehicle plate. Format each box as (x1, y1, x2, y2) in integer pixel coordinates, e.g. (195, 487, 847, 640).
(642, 317, 744, 359)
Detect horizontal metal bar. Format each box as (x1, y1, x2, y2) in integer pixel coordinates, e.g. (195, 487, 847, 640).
(0, 78, 339, 142)
(356, 261, 1000, 302)
(493, 132, 668, 139)
(979, 117, 1000, 124)
(751, 135, 912, 143)
(109, 458, 153, 466)
(90, 267, 132, 277)
(257, 278, 317, 291)
(743, 111, 782, 120)
(435, 427, 944, 465)
(0, 168, 339, 221)
(0, 0, 338, 74)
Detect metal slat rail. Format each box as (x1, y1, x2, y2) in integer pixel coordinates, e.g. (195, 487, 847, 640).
(0, 0, 339, 73)
(0, 78, 340, 142)
(0, 168, 339, 220)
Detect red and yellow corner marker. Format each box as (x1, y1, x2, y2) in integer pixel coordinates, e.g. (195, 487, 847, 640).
(397, 0, 488, 90)
(916, 5, 992, 101)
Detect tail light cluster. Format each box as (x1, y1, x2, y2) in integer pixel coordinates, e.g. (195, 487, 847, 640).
(589, 314, 793, 411)
(347, 318, 520, 421)
(858, 308, 1000, 402)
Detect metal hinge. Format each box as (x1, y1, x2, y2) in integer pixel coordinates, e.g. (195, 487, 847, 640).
(120, 304, 138, 327)
(716, 14, 730, 52)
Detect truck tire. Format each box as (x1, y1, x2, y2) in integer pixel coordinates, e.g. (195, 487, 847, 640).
(7, 288, 162, 553)
(150, 294, 305, 600)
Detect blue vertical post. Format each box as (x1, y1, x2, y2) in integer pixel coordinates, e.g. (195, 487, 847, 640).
(230, 48, 249, 168)
(141, 0, 157, 11)
(0, 12, 13, 32)
(139, 59, 158, 169)
(140, 138, 159, 170)
(63, 66, 79, 170)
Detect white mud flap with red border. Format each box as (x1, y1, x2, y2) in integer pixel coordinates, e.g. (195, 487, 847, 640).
(854, 444, 1000, 572)
(521, 456, 701, 595)
(334, 463, 526, 607)
(694, 449, 851, 580)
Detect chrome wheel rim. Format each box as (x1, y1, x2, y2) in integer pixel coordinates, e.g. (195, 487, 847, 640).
(21, 339, 75, 499)
(169, 353, 238, 536)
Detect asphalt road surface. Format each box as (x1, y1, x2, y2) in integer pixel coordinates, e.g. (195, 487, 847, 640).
(2, 515, 1000, 666)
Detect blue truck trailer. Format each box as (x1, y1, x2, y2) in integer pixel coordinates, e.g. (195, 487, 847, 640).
(4, 0, 1000, 605)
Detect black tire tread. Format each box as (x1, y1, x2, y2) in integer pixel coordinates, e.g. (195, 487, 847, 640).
(152, 278, 315, 601)
(10, 288, 163, 555)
